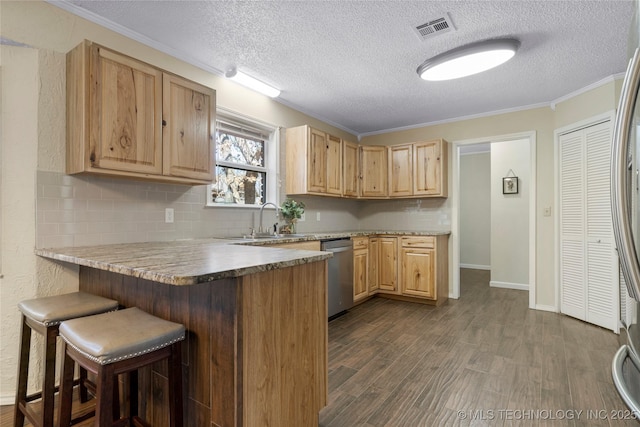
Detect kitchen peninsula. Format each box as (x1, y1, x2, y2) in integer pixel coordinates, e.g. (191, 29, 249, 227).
(36, 239, 331, 427)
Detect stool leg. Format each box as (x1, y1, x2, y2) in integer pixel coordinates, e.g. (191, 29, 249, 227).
(129, 370, 138, 420)
(13, 315, 30, 427)
(58, 341, 75, 427)
(79, 366, 89, 402)
(95, 364, 116, 427)
(168, 342, 183, 427)
(41, 326, 57, 427)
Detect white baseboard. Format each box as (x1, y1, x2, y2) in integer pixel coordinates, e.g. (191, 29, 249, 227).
(1, 394, 15, 405)
(535, 304, 558, 313)
(490, 280, 529, 291)
(460, 263, 491, 270)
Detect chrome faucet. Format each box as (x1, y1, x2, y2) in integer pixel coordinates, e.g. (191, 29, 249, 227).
(259, 202, 279, 234)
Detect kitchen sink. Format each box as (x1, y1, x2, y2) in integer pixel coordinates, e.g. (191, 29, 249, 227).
(232, 234, 307, 240)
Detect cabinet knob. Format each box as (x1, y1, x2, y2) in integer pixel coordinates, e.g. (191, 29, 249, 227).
(162, 119, 167, 127)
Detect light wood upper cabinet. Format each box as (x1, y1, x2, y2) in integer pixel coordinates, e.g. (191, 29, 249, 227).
(343, 140, 359, 197)
(162, 73, 216, 181)
(286, 125, 343, 196)
(389, 144, 413, 197)
(414, 139, 448, 197)
(66, 40, 215, 185)
(307, 128, 328, 192)
(326, 134, 343, 195)
(360, 146, 388, 198)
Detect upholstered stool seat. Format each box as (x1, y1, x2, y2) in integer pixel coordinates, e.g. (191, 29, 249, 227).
(14, 291, 119, 427)
(58, 307, 185, 427)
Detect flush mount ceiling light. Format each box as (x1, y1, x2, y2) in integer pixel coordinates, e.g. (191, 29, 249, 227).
(225, 67, 281, 98)
(417, 38, 520, 81)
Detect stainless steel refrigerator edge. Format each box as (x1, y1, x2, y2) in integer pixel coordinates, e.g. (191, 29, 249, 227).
(321, 238, 354, 318)
(610, 0, 640, 417)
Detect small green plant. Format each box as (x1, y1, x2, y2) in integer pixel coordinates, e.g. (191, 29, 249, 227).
(280, 198, 305, 222)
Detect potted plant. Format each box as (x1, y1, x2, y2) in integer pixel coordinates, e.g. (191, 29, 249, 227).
(280, 198, 305, 234)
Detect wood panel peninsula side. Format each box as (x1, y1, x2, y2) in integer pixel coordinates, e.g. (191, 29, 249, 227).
(36, 239, 331, 427)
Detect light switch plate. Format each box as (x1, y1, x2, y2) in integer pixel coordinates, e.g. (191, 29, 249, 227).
(316, 212, 321, 221)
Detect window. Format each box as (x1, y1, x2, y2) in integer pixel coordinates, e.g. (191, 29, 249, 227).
(208, 111, 278, 207)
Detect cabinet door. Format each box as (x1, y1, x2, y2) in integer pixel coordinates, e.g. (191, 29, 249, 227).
(389, 144, 413, 197)
(361, 146, 388, 197)
(89, 46, 163, 174)
(343, 141, 359, 197)
(378, 237, 398, 292)
(326, 134, 342, 195)
(354, 248, 369, 302)
(369, 238, 379, 292)
(401, 247, 436, 299)
(307, 128, 327, 193)
(414, 140, 444, 196)
(162, 73, 215, 181)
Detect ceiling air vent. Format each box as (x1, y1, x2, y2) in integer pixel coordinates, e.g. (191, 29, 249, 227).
(414, 14, 455, 41)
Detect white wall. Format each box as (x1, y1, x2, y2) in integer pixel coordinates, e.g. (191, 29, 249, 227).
(460, 152, 491, 269)
(490, 139, 530, 289)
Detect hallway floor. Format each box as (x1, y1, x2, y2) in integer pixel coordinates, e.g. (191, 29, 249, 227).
(319, 269, 635, 426)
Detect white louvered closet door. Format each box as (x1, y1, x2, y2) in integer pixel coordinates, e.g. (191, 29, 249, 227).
(559, 120, 619, 332)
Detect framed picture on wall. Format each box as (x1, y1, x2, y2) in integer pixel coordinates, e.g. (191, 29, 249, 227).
(503, 176, 519, 194)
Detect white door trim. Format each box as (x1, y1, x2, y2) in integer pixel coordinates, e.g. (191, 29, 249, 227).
(451, 131, 537, 309)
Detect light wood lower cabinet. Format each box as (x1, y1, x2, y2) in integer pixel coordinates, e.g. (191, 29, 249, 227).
(378, 237, 398, 293)
(368, 238, 379, 293)
(400, 247, 435, 299)
(360, 234, 448, 306)
(353, 238, 369, 302)
(399, 236, 448, 305)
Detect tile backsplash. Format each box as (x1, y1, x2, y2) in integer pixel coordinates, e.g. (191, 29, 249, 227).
(36, 171, 450, 248)
(36, 171, 211, 248)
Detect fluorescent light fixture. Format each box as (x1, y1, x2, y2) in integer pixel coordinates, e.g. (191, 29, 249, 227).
(225, 67, 281, 98)
(417, 38, 520, 81)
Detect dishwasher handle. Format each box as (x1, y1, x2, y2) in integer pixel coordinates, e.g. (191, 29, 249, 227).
(325, 247, 352, 254)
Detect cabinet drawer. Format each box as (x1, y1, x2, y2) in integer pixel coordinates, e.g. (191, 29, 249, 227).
(401, 236, 435, 248)
(352, 237, 369, 249)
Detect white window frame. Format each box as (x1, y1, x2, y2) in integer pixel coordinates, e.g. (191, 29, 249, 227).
(207, 107, 279, 208)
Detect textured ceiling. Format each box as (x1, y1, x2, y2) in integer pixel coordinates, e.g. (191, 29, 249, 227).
(56, 0, 635, 136)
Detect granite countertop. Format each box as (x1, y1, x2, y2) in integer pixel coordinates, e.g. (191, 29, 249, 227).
(35, 239, 332, 286)
(231, 229, 451, 246)
(35, 229, 449, 286)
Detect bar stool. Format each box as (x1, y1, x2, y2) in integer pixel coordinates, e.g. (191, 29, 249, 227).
(58, 307, 185, 427)
(14, 291, 119, 427)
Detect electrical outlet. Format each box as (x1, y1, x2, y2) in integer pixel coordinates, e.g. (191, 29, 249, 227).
(316, 212, 321, 221)
(165, 208, 174, 223)
(299, 213, 306, 222)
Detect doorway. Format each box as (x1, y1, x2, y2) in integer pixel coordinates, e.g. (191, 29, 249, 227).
(451, 132, 537, 309)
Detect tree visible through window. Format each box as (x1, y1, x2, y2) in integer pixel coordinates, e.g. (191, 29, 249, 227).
(212, 120, 269, 205)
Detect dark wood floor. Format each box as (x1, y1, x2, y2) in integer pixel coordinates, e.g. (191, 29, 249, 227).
(319, 268, 637, 427)
(3, 269, 636, 426)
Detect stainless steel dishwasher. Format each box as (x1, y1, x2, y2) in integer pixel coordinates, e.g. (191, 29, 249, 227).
(321, 238, 354, 319)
